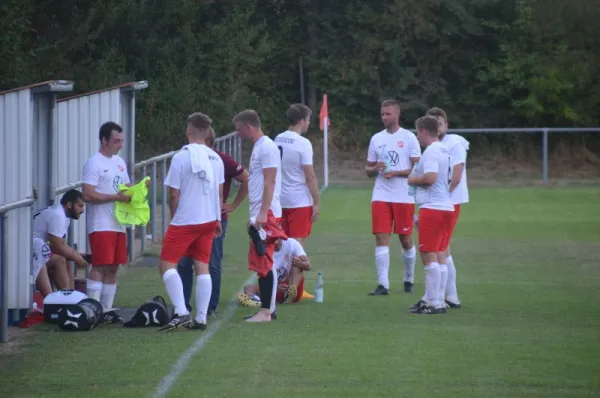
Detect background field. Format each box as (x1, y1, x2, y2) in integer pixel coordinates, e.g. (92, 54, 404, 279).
(1, 186, 600, 397)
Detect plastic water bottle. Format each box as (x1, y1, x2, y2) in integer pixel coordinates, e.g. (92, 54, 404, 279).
(380, 146, 391, 174)
(314, 272, 324, 303)
(408, 162, 419, 196)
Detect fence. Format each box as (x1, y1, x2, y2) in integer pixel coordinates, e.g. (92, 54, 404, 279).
(444, 128, 600, 184)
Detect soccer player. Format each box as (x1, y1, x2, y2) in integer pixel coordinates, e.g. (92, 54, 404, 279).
(426, 107, 469, 308)
(275, 104, 320, 247)
(233, 109, 286, 323)
(365, 99, 421, 296)
(32, 189, 89, 297)
(177, 126, 249, 317)
(157, 112, 224, 332)
(238, 237, 311, 307)
(407, 115, 454, 314)
(82, 122, 134, 323)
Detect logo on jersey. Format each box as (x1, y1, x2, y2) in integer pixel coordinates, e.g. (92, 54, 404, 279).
(388, 151, 400, 166)
(41, 244, 51, 260)
(397, 141, 405, 148)
(277, 267, 287, 282)
(118, 165, 124, 172)
(113, 176, 124, 192)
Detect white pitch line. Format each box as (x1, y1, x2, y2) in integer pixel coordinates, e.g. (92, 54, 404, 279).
(151, 274, 256, 398)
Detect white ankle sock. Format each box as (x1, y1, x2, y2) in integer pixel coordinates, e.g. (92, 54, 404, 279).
(194, 274, 212, 323)
(162, 268, 189, 316)
(402, 246, 416, 283)
(375, 246, 390, 289)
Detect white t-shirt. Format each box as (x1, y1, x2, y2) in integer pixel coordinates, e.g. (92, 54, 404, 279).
(367, 128, 421, 203)
(274, 238, 306, 283)
(82, 152, 131, 234)
(441, 134, 469, 205)
(164, 144, 225, 226)
(274, 130, 314, 208)
(32, 204, 71, 242)
(414, 141, 454, 211)
(248, 136, 282, 218)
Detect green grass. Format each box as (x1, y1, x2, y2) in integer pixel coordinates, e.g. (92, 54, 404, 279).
(2, 186, 600, 397)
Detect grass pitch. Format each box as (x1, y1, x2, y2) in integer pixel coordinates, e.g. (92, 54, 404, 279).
(1, 186, 599, 397)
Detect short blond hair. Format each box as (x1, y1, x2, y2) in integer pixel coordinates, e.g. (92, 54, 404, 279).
(415, 115, 439, 136)
(426, 107, 448, 122)
(232, 109, 261, 129)
(187, 112, 212, 135)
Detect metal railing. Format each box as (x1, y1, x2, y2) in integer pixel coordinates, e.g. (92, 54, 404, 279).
(0, 197, 35, 343)
(426, 128, 600, 184)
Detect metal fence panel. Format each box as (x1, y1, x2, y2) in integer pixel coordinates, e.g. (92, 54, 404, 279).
(54, 82, 148, 253)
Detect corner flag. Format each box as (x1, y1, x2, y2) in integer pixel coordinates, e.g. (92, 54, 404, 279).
(319, 94, 330, 131)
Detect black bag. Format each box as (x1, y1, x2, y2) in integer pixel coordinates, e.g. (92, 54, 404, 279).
(123, 296, 171, 327)
(57, 298, 103, 331)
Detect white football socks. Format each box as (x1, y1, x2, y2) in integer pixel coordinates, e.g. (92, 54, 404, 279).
(86, 279, 102, 302)
(375, 246, 390, 289)
(424, 262, 441, 308)
(195, 274, 212, 323)
(402, 246, 416, 283)
(438, 263, 448, 306)
(100, 283, 117, 311)
(162, 268, 189, 316)
(445, 255, 460, 304)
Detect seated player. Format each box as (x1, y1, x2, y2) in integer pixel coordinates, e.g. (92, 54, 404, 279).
(33, 189, 90, 298)
(238, 237, 311, 306)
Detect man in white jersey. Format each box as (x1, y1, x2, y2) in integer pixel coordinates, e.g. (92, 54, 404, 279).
(82, 122, 135, 324)
(407, 115, 454, 315)
(32, 189, 88, 297)
(275, 104, 320, 249)
(238, 237, 311, 306)
(365, 99, 420, 296)
(234, 109, 287, 323)
(426, 107, 469, 308)
(158, 112, 224, 332)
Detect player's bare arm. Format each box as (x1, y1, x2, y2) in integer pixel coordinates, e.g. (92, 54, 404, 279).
(167, 186, 180, 219)
(292, 255, 311, 271)
(408, 172, 438, 187)
(449, 163, 464, 193)
(257, 167, 276, 226)
(365, 161, 385, 178)
(82, 183, 130, 204)
(302, 164, 320, 222)
(225, 170, 249, 212)
(47, 234, 89, 269)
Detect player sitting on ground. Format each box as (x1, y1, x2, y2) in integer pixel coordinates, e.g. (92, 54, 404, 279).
(32, 189, 89, 298)
(238, 237, 311, 307)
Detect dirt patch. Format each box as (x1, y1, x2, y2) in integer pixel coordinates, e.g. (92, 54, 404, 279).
(0, 327, 32, 367)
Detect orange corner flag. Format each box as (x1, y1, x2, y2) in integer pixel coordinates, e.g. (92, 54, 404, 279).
(319, 94, 330, 131)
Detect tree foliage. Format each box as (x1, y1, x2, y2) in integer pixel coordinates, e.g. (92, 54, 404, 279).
(1, 0, 598, 153)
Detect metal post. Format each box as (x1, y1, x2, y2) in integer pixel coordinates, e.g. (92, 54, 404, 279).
(542, 128, 549, 184)
(161, 160, 167, 237)
(140, 165, 147, 254)
(1, 214, 8, 343)
(151, 162, 157, 243)
(67, 222, 76, 278)
(299, 57, 305, 104)
(237, 135, 242, 165)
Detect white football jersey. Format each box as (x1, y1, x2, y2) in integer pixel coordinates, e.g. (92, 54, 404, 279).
(274, 238, 306, 283)
(414, 141, 454, 211)
(274, 130, 314, 209)
(32, 204, 71, 241)
(441, 134, 469, 205)
(367, 128, 421, 203)
(248, 136, 282, 218)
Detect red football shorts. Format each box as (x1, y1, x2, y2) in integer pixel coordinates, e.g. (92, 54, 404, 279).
(281, 206, 313, 238)
(160, 221, 218, 264)
(88, 231, 128, 266)
(276, 275, 305, 304)
(440, 204, 461, 250)
(248, 210, 288, 278)
(371, 201, 415, 235)
(418, 208, 454, 252)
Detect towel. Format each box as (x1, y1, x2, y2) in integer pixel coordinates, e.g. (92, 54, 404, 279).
(183, 143, 212, 183)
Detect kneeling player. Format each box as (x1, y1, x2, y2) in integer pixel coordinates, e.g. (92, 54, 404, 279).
(239, 237, 311, 307)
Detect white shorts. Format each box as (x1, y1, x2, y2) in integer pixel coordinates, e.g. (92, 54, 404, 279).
(33, 238, 51, 281)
